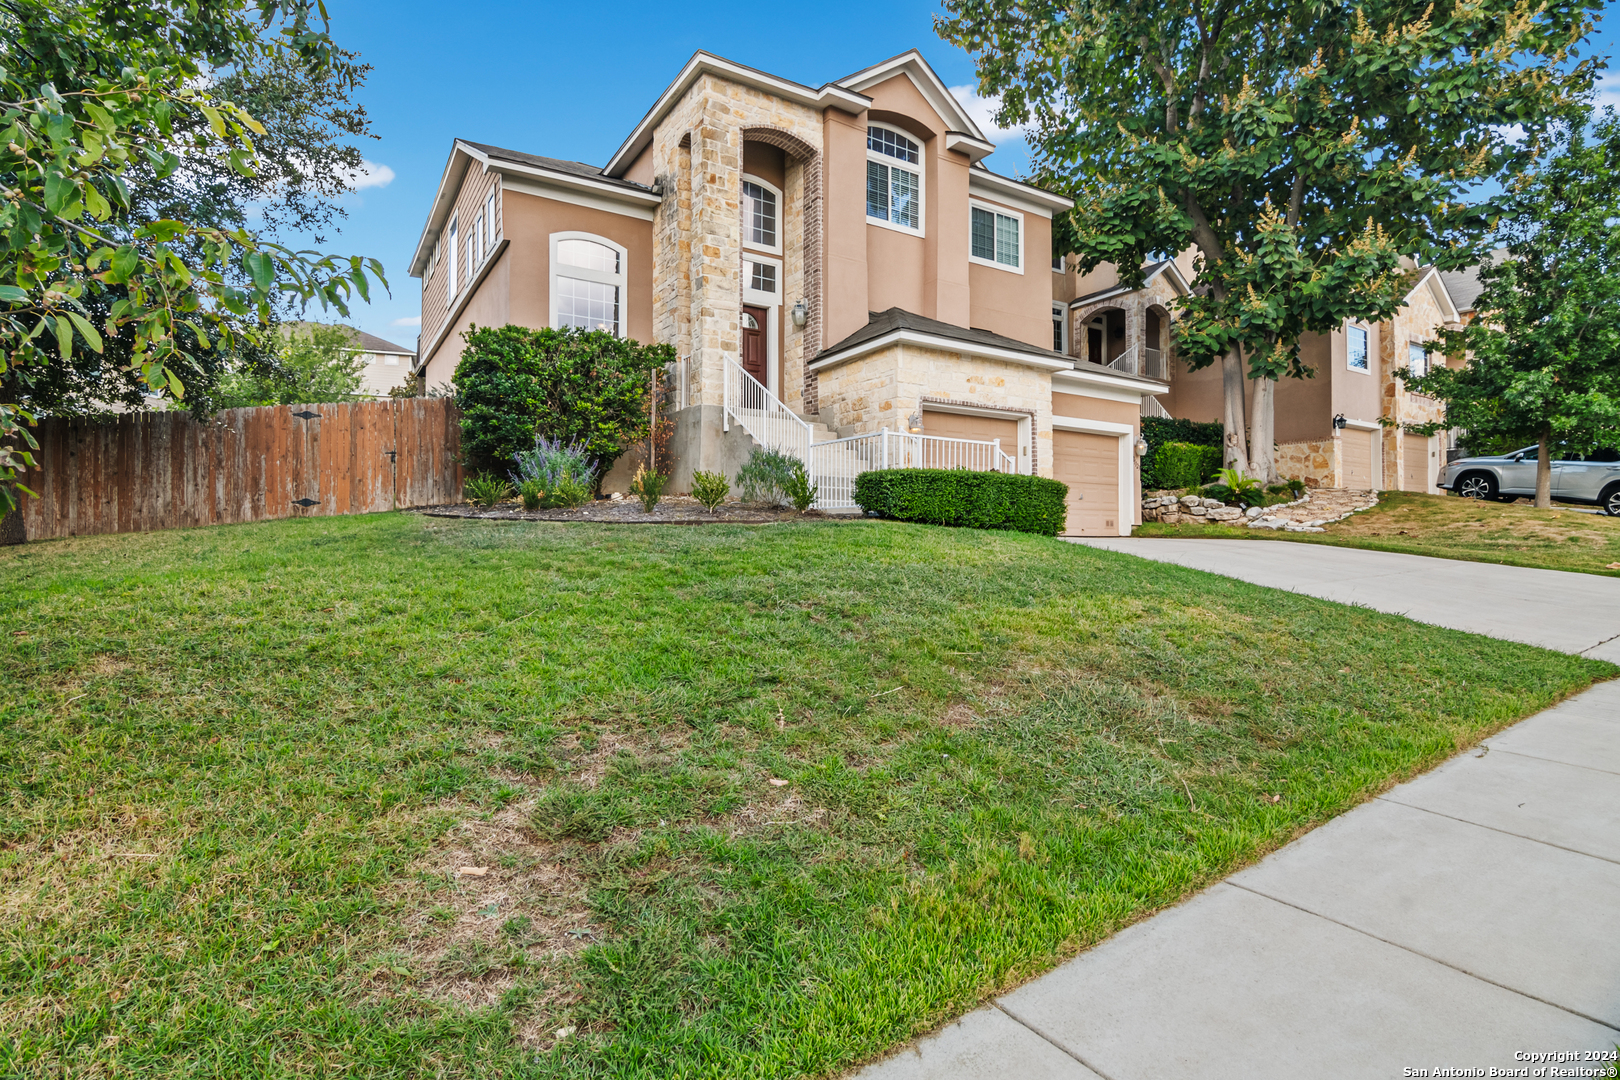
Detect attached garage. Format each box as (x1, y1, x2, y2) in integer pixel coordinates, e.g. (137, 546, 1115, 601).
(1342, 428, 1377, 490)
(919, 409, 1021, 469)
(1052, 428, 1126, 536)
(1403, 433, 1435, 492)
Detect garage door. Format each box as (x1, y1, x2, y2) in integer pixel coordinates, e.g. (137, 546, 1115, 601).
(1403, 433, 1434, 492)
(919, 410, 1019, 468)
(1052, 429, 1120, 536)
(1343, 429, 1374, 490)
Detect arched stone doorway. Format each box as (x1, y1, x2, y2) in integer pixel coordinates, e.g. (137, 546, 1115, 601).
(1076, 306, 1128, 368)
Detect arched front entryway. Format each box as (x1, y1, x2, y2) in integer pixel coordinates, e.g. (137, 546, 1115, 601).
(1076, 307, 1128, 368)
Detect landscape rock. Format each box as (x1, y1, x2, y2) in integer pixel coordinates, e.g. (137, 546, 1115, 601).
(1245, 506, 1264, 519)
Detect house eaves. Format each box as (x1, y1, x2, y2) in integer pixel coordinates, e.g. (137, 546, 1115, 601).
(1068, 260, 1190, 309)
(603, 51, 870, 178)
(967, 164, 1072, 217)
(836, 49, 988, 144)
(1403, 265, 1462, 325)
(409, 141, 659, 277)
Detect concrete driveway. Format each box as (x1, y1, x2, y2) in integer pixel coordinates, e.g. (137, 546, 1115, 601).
(854, 542, 1620, 1080)
(1077, 537, 1620, 663)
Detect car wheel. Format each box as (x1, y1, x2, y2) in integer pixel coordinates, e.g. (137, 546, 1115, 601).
(1456, 472, 1497, 501)
(1603, 484, 1620, 517)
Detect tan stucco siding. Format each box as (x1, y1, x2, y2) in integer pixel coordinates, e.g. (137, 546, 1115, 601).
(1052, 391, 1140, 429)
(1273, 332, 1334, 444)
(423, 251, 510, 387)
(821, 108, 871, 352)
(967, 196, 1052, 349)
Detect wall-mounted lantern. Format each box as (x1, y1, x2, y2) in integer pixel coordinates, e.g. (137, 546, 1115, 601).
(1134, 437, 1149, 458)
(790, 300, 808, 328)
(906, 411, 923, 433)
(1332, 413, 1347, 431)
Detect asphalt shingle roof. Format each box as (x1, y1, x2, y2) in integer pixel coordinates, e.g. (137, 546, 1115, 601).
(460, 141, 657, 194)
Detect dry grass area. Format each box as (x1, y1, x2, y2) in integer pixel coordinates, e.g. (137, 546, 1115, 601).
(1138, 491, 1620, 576)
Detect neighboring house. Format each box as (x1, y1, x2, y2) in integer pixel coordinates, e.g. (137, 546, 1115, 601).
(1058, 256, 1467, 492)
(284, 322, 418, 399)
(408, 49, 1166, 536)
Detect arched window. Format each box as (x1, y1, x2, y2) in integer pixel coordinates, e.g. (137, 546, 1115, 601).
(741, 175, 780, 253)
(551, 233, 627, 336)
(866, 124, 922, 234)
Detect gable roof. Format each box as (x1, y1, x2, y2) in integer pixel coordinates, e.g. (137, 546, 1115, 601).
(283, 322, 415, 356)
(835, 50, 988, 144)
(1438, 250, 1506, 315)
(603, 51, 870, 178)
(1068, 260, 1191, 308)
(1402, 266, 1462, 325)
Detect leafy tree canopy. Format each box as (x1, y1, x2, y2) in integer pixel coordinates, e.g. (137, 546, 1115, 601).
(0, 0, 386, 513)
(453, 325, 675, 480)
(214, 322, 365, 408)
(1410, 110, 1620, 507)
(940, 0, 1600, 478)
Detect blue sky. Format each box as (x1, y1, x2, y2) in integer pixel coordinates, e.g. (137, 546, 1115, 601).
(299, 0, 1620, 353)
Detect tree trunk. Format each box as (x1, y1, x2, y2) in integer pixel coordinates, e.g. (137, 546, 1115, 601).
(1248, 377, 1278, 483)
(1535, 426, 1552, 509)
(1221, 348, 1248, 474)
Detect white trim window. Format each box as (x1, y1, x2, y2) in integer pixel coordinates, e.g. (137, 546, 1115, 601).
(1347, 325, 1370, 373)
(866, 124, 922, 234)
(1053, 254, 1065, 273)
(485, 188, 499, 247)
(551, 232, 627, 336)
(1052, 302, 1068, 354)
(741, 176, 781, 254)
(446, 216, 458, 302)
(970, 201, 1022, 271)
(1408, 341, 1429, 378)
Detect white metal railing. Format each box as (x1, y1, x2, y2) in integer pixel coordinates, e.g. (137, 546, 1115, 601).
(1107, 345, 1139, 375)
(1141, 395, 1171, 419)
(723, 355, 811, 461)
(1144, 347, 1167, 381)
(809, 428, 1017, 510)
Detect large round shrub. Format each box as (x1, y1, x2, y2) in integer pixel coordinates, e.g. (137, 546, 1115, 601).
(452, 325, 675, 474)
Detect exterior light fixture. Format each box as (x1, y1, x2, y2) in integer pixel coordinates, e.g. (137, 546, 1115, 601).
(906, 411, 923, 433)
(1134, 437, 1149, 458)
(1332, 413, 1347, 431)
(791, 300, 808, 328)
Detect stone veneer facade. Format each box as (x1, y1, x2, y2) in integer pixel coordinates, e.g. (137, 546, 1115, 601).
(1379, 275, 1451, 487)
(1273, 437, 1342, 488)
(1070, 271, 1181, 373)
(648, 76, 824, 415)
(814, 343, 1055, 475)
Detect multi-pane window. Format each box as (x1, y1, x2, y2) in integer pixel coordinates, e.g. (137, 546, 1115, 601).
(970, 205, 1020, 268)
(866, 126, 921, 231)
(747, 260, 777, 294)
(1347, 326, 1370, 372)
(553, 235, 625, 336)
(1053, 304, 1067, 353)
(742, 181, 777, 250)
(1408, 341, 1429, 378)
(485, 190, 498, 246)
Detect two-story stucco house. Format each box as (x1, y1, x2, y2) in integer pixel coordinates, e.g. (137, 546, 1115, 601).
(408, 50, 1167, 536)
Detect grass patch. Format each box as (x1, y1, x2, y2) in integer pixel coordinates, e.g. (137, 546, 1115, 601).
(1137, 491, 1620, 576)
(0, 513, 1609, 1077)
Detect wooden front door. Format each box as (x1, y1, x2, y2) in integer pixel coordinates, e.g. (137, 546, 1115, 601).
(741, 306, 768, 386)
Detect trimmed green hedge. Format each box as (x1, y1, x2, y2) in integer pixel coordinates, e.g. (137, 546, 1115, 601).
(853, 469, 1068, 536)
(1152, 441, 1224, 489)
(1140, 416, 1223, 489)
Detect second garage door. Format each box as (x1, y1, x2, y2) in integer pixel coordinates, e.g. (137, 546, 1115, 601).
(919, 410, 1019, 468)
(1403, 433, 1434, 492)
(1052, 429, 1121, 536)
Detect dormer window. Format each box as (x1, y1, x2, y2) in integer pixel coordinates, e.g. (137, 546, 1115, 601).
(866, 124, 922, 234)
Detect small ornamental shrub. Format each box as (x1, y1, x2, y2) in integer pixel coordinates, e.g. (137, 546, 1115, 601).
(736, 448, 800, 507)
(783, 459, 817, 512)
(512, 436, 597, 509)
(853, 469, 1068, 536)
(519, 479, 543, 512)
(629, 465, 666, 512)
(465, 474, 513, 508)
(546, 475, 593, 509)
(1140, 417, 1223, 489)
(1152, 441, 1224, 490)
(691, 470, 730, 513)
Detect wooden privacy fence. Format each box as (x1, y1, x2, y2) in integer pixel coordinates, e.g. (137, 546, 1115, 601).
(13, 398, 463, 542)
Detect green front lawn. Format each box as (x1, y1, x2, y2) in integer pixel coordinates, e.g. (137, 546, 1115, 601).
(1, 514, 1608, 1078)
(1136, 491, 1620, 576)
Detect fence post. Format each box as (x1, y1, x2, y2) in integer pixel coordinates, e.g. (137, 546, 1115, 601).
(993, 438, 1002, 472)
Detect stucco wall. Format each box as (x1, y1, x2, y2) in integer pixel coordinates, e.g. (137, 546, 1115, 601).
(967, 194, 1053, 348)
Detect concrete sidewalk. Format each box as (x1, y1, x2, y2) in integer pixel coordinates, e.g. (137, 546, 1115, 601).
(1073, 537, 1620, 662)
(856, 544, 1620, 1080)
(856, 682, 1620, 1080)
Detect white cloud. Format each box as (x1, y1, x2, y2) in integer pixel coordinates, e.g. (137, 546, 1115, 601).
(949, 85, 1030, 143)
(347, 159, 396, 190)
(1596, 74, 1620, 113)
(392, 315, 421, 327)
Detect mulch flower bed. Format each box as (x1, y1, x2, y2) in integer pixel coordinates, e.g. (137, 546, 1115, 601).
(416, 494, 839, 525)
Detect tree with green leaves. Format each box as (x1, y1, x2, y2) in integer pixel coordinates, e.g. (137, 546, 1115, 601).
(454, 325, 675, 482)
(1408, 111, 1620, 509)
(940, 0, 1600, 481)
(213, 323, 365, 408)
(0, 0, 386, 515)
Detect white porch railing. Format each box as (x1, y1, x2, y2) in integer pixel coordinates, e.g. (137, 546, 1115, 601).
(723, 355, 811, 461)
(1143, 347, 1167, 380)
(721, 357, 1020, 511)
(1141, 395, 1171, 419)
(1107, 345, 1139, 375)
(809, 429, 1017, 510)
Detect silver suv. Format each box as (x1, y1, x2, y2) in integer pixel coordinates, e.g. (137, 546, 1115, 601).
(1438, 445, 1620, 514)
